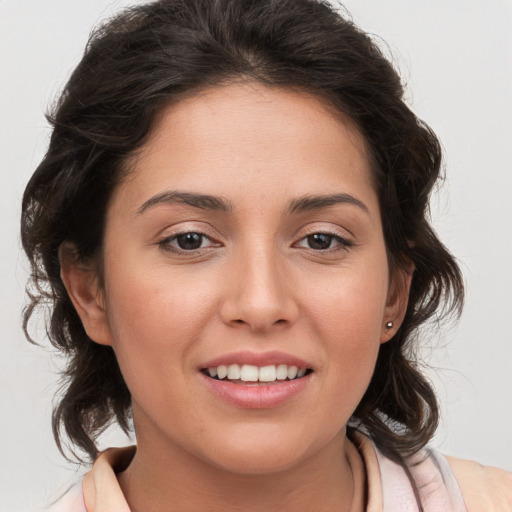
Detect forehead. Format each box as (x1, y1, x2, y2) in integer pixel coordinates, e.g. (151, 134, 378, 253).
(115, 82, 377, 214)
(141, 82, 370, 167)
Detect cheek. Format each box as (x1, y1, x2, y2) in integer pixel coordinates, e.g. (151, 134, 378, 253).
(303, 257, 389, 340)
(300, 257, 389, 401)
(105, 251, 220, 330)
(313, 286, 384, 370)
(101, 259, 219, 394)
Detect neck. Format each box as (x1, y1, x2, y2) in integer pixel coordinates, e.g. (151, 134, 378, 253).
(118, 428, 366, 512)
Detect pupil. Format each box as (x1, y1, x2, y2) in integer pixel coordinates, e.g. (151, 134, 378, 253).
(308, 233, 332, 250)
(177, 232, 202, 250)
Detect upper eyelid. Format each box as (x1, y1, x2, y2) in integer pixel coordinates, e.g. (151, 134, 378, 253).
(162, 228, 214, 238)
(294, 233, 353, 250)
(159, 230, 218, 245)
(161, 231, 211, 241)
(155, 221, 355, 244)
(294, 223, 354, 241)
(157, 221, 220, 239)
(157, 234, 352, 257)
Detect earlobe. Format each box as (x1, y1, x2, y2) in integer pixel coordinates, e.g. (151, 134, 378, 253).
(59, 242, 112, 346)
(380, 262, 414, 344)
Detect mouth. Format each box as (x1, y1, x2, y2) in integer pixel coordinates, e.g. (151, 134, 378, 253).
(201, 364, 314, 384)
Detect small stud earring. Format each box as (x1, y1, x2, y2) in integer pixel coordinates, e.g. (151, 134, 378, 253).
(385, 321, 393, 330)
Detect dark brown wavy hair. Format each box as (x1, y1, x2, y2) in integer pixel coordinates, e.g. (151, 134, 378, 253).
(21, 0, 463, 464)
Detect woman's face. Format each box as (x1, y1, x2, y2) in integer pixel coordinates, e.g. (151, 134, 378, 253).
(72, 83, 407, 473)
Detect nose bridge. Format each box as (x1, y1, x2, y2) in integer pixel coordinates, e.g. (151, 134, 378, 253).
(221, 238, 297, 331)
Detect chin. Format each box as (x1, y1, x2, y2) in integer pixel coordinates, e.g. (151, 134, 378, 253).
(207, 446, 306, 475)
(196, 427, 335, 476)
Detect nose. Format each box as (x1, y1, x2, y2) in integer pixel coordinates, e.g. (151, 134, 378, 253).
(219, 244, 299, 333)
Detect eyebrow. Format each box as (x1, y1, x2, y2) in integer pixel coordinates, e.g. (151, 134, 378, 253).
(137, 191, 233, 214)
(137, 190, 368, 216)
(286, 193, 369, 215)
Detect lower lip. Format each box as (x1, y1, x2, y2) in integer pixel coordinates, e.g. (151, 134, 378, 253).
(200, 373, 312, 409)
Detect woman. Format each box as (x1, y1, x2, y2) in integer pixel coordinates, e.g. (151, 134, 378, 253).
(20, 0, 511, 511)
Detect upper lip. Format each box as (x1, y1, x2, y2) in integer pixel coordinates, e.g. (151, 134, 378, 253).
(200, 350, 313, 370)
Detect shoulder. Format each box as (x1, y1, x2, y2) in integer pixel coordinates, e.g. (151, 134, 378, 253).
(352, 432, 467, 511)
(446, 455, 512, 512)
(352, 431, 511, 512)
(42, 481, 86, 512)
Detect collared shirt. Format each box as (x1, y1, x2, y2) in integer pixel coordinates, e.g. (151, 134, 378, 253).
(43, 434, 512, 511)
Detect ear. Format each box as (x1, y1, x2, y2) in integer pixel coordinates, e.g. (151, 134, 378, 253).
(380, 261, 414, 343)
(59, 242, 112, 346)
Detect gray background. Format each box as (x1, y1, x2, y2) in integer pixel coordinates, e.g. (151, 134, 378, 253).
(1, 1, 511, 510)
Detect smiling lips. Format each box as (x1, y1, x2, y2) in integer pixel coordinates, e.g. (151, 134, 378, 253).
(200, 351, 314, 408)
(203, 364, 309, 383)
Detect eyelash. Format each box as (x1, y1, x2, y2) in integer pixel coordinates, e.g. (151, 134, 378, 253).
(157, 230, 354, 255)
(295, 232, 354, 252)
(158, 231, 219, 255)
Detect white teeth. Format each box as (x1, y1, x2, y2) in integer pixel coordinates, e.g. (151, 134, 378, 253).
(217, 365, 228, 379)
(276, 364, 288, 380)
(287, 366, 298, 379)
(205, 364, 310, 382)
(258, 365, 276, 382)
(241, 364, 259, 381)
(227, 364, 241, 379)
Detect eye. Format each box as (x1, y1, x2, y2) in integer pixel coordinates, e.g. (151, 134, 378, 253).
(158, 231, 218, 253)
(295, 232, 353, 251)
